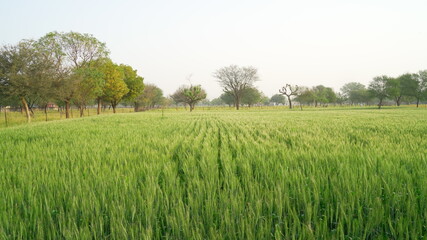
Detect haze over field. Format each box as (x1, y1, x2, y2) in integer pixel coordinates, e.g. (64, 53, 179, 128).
(1, 0, 427, 98)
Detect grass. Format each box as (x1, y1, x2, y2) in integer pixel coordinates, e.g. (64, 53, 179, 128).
(0, 107, 134, 128)
(0, 108, 426, 239)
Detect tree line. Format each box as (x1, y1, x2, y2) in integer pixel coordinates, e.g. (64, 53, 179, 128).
(1, 32, 426, 124)
(211, 65, 427, 110)
(0, 31, 147, 122)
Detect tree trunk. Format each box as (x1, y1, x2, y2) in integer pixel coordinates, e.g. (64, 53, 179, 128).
(112, 102, 117, 113)
(235, 96, 240, 110)
(4, 107, 8, 127)
(416, 98, 420, 108)
(378, 98, 383, 109)
(396, 96, 401, 106)
(190, 103, 194, 112)
(44, 104, 48, 122)
(287, 96, 292, 109)
(65, 100, 71, 118)
(79, 106, 84, 117)
(134, 102, 139, 112)
(21, 97, 31, 123)
(97, 98, 101, 115)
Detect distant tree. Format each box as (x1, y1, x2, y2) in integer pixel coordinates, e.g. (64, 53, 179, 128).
(171, 85, 207, 112)
(398, 72, 427, 107)
(335, 92, 346, 105)
(213, 65, 259, 110)
(310, 85, 336, 106)
(220, 92, 235, 107)
(198, 99, 211, 106)
(134, 84, 164, 111)
(171, 87, 188, 107)
(279, 84, 299, 109)
(414, 70, 427, 107)
(270, 94, 286, 105)
(101, 62, 129, 113)
(369, 75, 390, 109)
(386, 76, 403, 106)
(324, 87, 337, 104)
(340, 82, 370, 104)
(260, 94, 270, 106)
(119, 64, 144, 106)
(0, 40, 56, 123)
(295, 87, 315, 107)
(210, 97, 224, 106)
(241, 87, 261, 107)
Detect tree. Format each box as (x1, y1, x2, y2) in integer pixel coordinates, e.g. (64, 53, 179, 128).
(270, 94, 286, 105)
(134, 84, 164, 111)
(220, 92, 235, 107)
(295, 87, 315, 107)
(279, 84, 299, 109)
(398, 72, 427, 107)
(171, 85, 207, 112)
(72, 60, 105, 117)
(213, 65, 259, 110)
(369, 75, 390, 109)
(386, 76, 403, 106)
(414, 70, 427, 107)
(119, 64, 144, 107)
(324, 87, 337, 104)
(101, 62, 129, 113)
(210, 97, 224, 106)
(260, 94, 270, 106)
(0, 40, 56, 123)
(241, 87, 261, 107)
(340, 82, 370, 105)
(37, 31, 109, 118)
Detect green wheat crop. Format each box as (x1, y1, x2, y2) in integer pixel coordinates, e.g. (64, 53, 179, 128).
(0, 108, 426, 239)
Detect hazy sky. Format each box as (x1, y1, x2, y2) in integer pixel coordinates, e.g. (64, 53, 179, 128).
(1, 0, 427, 99)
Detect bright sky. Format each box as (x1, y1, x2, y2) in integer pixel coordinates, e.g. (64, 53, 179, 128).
(1, 0, 427, 99)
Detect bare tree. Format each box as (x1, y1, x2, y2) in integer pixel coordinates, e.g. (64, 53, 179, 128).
(279, 84, 299, 109)
(213, 65, 259, 110)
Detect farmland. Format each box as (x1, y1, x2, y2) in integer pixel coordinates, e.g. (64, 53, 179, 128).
(0, 108, 426, 239)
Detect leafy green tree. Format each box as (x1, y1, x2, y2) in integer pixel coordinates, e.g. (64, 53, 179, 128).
(369, 75, 390, 109)
(172, 85, 207, 112)
(101, 62, 129, 113)
(37, 31, 109, 118)
(214, 65, 259, 110)
(241, 87, 261, 107)
(210, 97, 224, 106)
(324, 87, 337, 104)
(340, 82, 370, 104)
(134, 84, 164, 111)
(311, 85, 336, 106)
(399, 72, 427, 107)
(414, 70, 427, 107)
(72, 60, 106, 116)
(119, 64, 144, 105)
(0, 40, 56, 122)
(295, 87, 315, 106)
(260, 94, 270, 106)
(220, 92, 235, 107)
(386, 76, 403, 106)
(270, 94, 286, 105)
